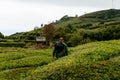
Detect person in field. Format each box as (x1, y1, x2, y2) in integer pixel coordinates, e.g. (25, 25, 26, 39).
(53, 37, 68, 58)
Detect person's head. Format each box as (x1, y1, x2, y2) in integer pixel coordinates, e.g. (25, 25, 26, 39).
(59, 37, 64, 42)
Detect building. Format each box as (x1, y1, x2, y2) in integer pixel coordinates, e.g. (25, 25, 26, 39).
(36, 36, 46, 48)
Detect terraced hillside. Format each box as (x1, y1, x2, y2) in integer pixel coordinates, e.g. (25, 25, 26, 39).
(54, 9, 120, 28)
(0, 39, 120, 80)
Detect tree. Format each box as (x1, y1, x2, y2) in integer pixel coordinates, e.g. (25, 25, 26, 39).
(43, 24, 56, 45)
(0, 32, 4, 38)
(34, 26, 39, 30)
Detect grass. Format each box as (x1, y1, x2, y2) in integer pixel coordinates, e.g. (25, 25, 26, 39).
(0, 39, 120, 80)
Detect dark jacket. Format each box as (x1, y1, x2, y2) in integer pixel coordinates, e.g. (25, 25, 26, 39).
(53, 41, 68, 58)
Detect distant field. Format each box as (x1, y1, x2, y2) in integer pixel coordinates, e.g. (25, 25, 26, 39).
(0, 40, 120, 80)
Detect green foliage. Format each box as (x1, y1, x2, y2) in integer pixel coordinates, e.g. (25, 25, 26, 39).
(52, 9, 120, 47)
(81, 9, 120, 20)
(24, 40, 120, 80)
(55, 22, 120, 47)
(0, 39, 7, 42)
(104, 21, 120, 26)
(60, 15, 74, 21)
(7, 27, 42, 41)
(4, 9, 120, 47)
(0, 49, 53, 80)
(0, 40, 120, 80)
(0, 32, 4, 38)
(67, 33, 83, 47)
(1, 9, 120, 79)
(0, 42, 25, 47)
(54, 9, 120, 30)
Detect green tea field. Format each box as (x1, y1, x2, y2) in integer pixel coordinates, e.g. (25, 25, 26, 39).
(0, 39, 120, 80)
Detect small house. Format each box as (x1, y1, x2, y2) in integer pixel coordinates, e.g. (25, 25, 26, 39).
(36, 36, 46, 48)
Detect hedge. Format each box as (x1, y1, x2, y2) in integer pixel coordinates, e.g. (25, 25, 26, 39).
(0, 42, 25, 47)
(0, 39, 7, 42)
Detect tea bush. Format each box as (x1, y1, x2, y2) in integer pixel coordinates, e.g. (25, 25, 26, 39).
(0, 40, 120, 80)
(0, 42, 25, 47)
(25, 40, 120, 80)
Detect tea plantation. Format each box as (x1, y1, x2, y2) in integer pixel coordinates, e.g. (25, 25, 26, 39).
(0, 39, 120, 80)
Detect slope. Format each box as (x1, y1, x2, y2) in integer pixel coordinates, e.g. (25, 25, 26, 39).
(0, 39, 119, 80)
(0, 48, 53, 80)
(6, 9, 120, 45)
(25, 39, 120, 80)
(54, 9, 120, 29)
(8, 9, 120, 38)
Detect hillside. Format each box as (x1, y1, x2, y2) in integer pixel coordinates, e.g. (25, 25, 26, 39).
(80, 9, 120, 21)
(0, 39, 120, 80)
(3, 9, 120, 47)
(54, 9, 120, 29)
(8, 9, 120, 38)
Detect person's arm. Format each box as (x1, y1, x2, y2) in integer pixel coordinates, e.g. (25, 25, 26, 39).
(63, 42, 68, 56)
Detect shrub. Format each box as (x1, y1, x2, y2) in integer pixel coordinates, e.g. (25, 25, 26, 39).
(0, 42, 25, 47)
(0, 39, 7, 42)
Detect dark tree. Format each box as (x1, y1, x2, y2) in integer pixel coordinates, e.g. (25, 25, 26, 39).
(0, 32, 4, 38)
(43, 24, 56, 45)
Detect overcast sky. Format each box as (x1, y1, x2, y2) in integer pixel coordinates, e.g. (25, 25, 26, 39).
(0, 0, 120, 36)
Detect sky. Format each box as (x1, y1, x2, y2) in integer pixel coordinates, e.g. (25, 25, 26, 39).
(0, 0, 120, 36)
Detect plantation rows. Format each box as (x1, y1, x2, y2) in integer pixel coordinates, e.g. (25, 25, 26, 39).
(25, 40, 120, 80)
(0, 40, 120, 80)
(0, 49, 53, 70)
(0, 49, 53, 80)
